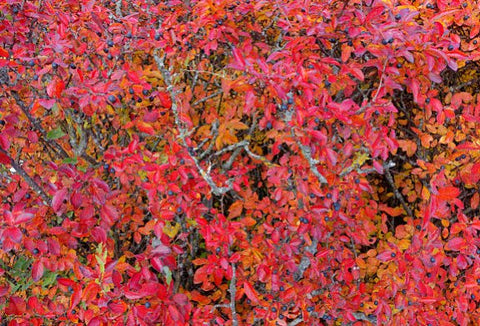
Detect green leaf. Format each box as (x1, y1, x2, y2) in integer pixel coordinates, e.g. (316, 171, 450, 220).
(63, 156, 78, 165)
(42, 271, 58, 290)
(47, 127, 65, 140)
(13, 256, 32, 275)
(162, 266, 172, 285)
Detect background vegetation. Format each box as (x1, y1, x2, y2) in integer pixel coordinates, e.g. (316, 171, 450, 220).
(1, 0, 480, 325)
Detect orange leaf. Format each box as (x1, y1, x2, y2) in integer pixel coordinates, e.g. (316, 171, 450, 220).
(398, 139, 417, 157)
(380, 205, 404, 217)
(241, 216, 257, 227)
(228, 201, 243, 219)
(189, 290, 211, 305)
(472, 193, 479, 210)
(137, 121, 156, 135)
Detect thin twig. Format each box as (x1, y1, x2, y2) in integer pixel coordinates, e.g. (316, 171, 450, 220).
(192, 90, 223, 106)
(198, 120, 219, 160)
(384, 163, 413, 217)
(214, 140, 249, 157)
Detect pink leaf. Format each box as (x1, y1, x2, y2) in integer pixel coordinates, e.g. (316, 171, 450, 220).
(410, 79, 420, 103)
(101, 204, 119, 224)
(91, 227, 107, 243)
(230, 48, 245, 70)
(15, 212, 34, 225)
(446, 237, 466, 251)
(32, 261, 44, 281)
(52, 189, 68, 214)
(377, 251, 394, 262)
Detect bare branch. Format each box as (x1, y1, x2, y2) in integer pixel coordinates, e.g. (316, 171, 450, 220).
(115, 0, 122, 17)
(294, 238, 318, 282)
(192, 90, 223, 107)
(229, 263, 238, 326)
(288, 317, 304, 326)
(0, 148, 50, 204)
(351, 312, 377, 323)
(214, 140, 249, 157)
(340, 161, 396, 177)
(294, 136, 328, 184)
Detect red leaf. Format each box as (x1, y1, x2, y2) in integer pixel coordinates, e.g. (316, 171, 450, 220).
(5, 296, 26, 315)
(108, 301, 127, 314)
(168, 304, 181, 321)
(437, 186, 460, 201)
(70, 286, 82, 309)
(173, 293, 188, 306)
(4, 227, 22, 243)
(38, 98, 56, 109)
(0, 152, 11, 164)
(243, 281, 259, 304)
(0, 47, 9, 58)
(15, 212, 34, 225)
(411, 78, 420, 103)
(157, 92, 172, 108)
(101, 204, 119, 224)
(137, 121, 156, 135)
(0, 134, 10, 151)
(446, 237, 466, 251)
(325, 147, 337, 166)
(58, 278, 75, 287)
(46, 77, 65, 98)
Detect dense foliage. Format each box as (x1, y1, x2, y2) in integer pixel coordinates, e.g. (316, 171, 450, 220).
(1, 0, 480, 324)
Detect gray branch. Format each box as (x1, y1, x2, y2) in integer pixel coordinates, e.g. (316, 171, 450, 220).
(229, 263, 238, 326)
(294, 238, 318, 282)
(295, 136, 328, 184)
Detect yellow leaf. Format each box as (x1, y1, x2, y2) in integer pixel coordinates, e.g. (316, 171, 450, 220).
(421, 185, 430, 201)
(163, 221, 180, 238)
(398, 239, 411, 251)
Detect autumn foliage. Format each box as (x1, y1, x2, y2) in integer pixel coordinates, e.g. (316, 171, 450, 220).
(2, 0, 480, 324)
